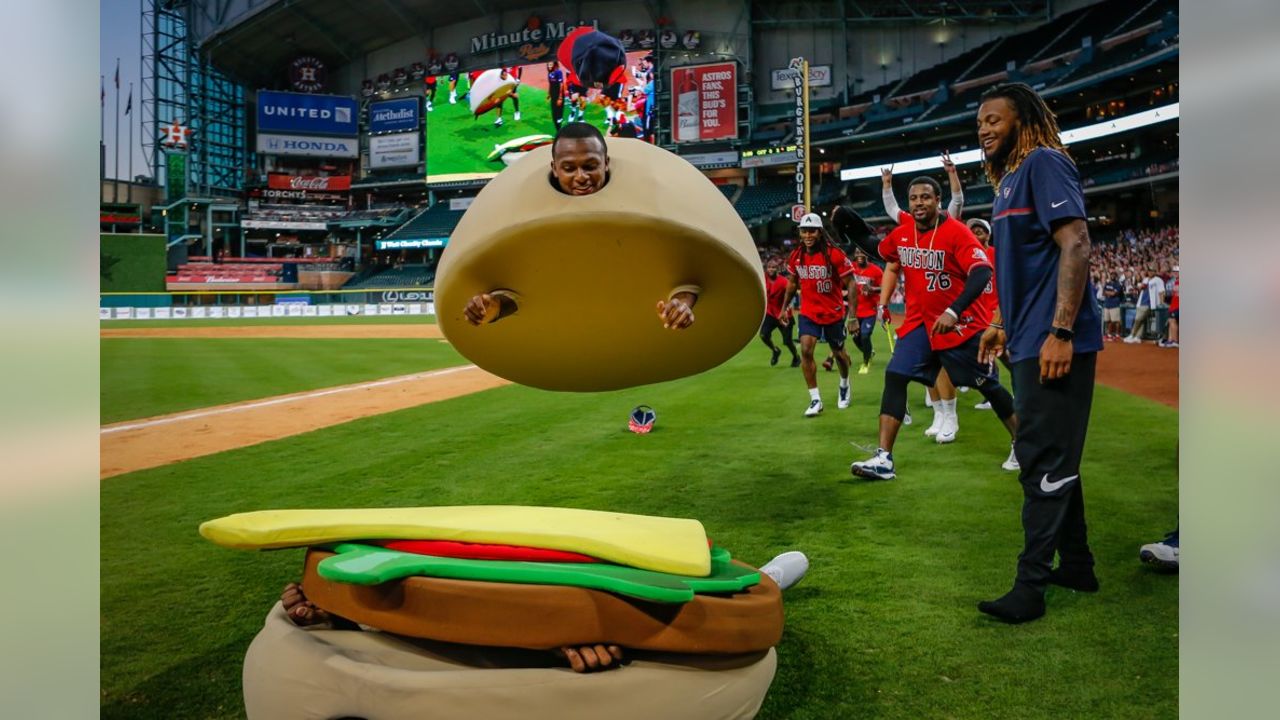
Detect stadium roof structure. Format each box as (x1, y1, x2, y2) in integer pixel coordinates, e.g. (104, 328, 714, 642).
(194, 0, 617, 88)
(194, 0, 1053, 88)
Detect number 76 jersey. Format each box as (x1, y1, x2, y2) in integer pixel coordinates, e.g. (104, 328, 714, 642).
(878, 215, 993, 350)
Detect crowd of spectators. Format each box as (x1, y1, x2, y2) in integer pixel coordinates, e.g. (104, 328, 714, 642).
(1090, 225, 1178, 301)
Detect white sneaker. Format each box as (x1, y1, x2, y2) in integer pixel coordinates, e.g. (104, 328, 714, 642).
(974, 401, 992, 410)
(514, 111, 521, 121)
(449, 92, 457, 104)
(850, 448, 896, 480)
(426, 101, 433, 112)
(902, 410, 912, 425)
(1001, 444, 1020, 471)
(924, 411, 943, 437)
(494, 117, 504, 127)
(837, 385, 850, 409)
(804, 399, 823, 417)
(935, 414, 958, 444)
(760, 551, 809, 590)
(958, 386, 971, 393)
(1139, 532, 1179, 570)
(1123, 336, 1139, 344)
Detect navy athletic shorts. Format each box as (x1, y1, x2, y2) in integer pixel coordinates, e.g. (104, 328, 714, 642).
(885, 325, 998, 388)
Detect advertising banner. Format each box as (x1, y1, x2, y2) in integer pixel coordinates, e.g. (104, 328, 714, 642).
(680, 150, 740, 169)
(670, 62, 738, 143)
(268, 173, 351, 191)
(241, 219, 330, 231)
(257, 91, 358, 136)
(369, 133, 420, 169)
(256, 133, 359, 158)
(369, 97, 420, 133)
(770, 64, 833, 90)
(740, 145, 799, 168)
(376, 237, 446, 250)
(165, 151, 187, 201)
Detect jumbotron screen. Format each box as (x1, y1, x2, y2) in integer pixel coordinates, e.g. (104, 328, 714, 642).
(424, 51, 652, 184)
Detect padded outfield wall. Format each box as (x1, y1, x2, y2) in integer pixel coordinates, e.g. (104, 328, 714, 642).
(101, 234, 167, 293)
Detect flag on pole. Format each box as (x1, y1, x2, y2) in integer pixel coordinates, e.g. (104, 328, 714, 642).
(114, 59, 120, 88)
(101, 76, 105, 106)
(125, 87, 132, 115)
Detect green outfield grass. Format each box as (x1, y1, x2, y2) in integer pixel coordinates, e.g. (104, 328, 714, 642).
(426, 82, 608, 180)
(101, 338, 463, 423)
(100, 335, 1177, 719)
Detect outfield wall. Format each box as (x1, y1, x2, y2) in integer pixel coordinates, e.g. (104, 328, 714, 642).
(100, 287, 436, 319)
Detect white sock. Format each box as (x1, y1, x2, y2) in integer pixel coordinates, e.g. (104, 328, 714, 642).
(809, 387, 821, 402)
(839, 377, 850, 389)
(942, 398, 958, 421)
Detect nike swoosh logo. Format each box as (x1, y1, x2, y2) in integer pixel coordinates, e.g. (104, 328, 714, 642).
(1051, 200, 1069, 208)
(1040, 474, 1079, 492)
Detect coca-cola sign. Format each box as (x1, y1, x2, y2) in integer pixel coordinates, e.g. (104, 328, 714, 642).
(268, 173, 351, 191)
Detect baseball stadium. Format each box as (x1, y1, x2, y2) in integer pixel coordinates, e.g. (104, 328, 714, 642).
(100, 1, 1179, 718)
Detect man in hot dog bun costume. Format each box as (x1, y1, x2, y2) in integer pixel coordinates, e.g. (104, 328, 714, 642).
(204, 505, 807, 720)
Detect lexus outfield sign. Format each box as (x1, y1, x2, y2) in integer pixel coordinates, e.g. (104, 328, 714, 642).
(257, 133, 358, 158)
(256, 90, 358, 136)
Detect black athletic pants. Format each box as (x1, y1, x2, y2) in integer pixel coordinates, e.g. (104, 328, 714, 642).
(1010, 352, 1097, 592)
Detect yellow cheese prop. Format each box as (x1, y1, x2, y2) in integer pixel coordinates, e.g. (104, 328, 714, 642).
(199, 505, 710, 576)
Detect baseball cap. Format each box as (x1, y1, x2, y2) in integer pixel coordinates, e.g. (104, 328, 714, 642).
(1172, 265, 1179, 272)
(557, 27, 629, 92)
(967, 218, 991, 234)
(798, 213, 824, 229)
(627, 405, 656, 434)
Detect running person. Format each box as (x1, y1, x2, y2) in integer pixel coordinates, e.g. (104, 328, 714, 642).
(760, 257, 800, 367)
(848, 247, 882, 374)
(424, 75, 438, 112)
(448, 71, 461, 104)
(883, 157, 966, 441)
(780, 213, 855, 417)
(850, 177, 1018, 480)
(975, 82, 1104, 623)
(547, 61, 567, 131)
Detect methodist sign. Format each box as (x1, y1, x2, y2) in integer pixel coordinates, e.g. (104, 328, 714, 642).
(369, 97, 420, 134)
(670, 62, 738, 144)
(257, 91, 358, 136)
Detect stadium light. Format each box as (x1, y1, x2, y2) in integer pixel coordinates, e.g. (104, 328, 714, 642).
(839, 102, 1179, 181)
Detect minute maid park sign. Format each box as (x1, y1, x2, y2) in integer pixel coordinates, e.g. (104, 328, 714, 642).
(469, 17, 599, 60)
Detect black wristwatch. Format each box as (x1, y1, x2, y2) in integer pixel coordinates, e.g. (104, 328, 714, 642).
(1051, 326, 1075, 342)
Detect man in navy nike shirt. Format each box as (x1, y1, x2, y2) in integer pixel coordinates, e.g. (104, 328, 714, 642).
(975, 83, 1105, 623)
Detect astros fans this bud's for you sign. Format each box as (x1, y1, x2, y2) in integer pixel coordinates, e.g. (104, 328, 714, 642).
(670, 63, 738, 144)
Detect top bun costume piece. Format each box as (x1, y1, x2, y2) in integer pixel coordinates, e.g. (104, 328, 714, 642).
(433, 137, 765, 391)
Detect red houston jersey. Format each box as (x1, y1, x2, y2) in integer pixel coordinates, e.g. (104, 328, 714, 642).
(879, 215, 993, 350)
(849, 262, 884, 319)
(980, 245, 999, 316)
(765, 273, 789, 318)
(786, 245, 854, 324)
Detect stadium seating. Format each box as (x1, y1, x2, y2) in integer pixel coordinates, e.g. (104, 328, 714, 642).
(381, 204, 465, 242)
(342, 264, 435, 289)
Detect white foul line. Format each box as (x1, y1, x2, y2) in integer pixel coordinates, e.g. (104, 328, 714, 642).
(101, 365, 479, 435)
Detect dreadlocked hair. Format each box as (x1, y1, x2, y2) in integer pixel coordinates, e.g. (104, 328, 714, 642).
(792, 228, 840, 286)
(980, 82, 1069, 191)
